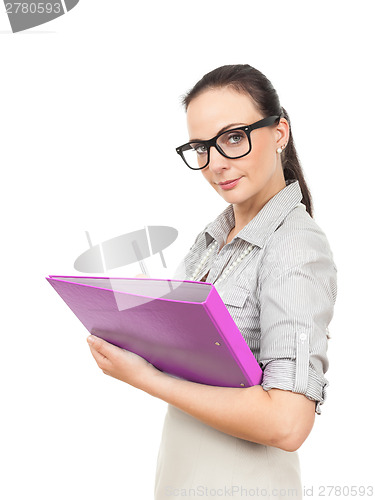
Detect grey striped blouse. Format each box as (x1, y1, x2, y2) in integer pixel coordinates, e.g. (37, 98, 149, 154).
(173, 179, 338, 415)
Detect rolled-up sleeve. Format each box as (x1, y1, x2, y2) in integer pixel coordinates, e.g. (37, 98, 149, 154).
(258, 224, 338, 415)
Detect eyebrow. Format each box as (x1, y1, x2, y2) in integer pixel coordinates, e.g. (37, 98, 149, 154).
(189, 123, 247, 143)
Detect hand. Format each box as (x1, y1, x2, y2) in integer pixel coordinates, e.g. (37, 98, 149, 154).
(86, 335, 160, 391)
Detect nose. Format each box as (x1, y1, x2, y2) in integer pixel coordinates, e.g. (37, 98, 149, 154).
(206, 145, 231, 173)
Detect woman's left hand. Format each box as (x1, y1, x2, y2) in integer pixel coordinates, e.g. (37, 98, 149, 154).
(86, 335, 160, 391)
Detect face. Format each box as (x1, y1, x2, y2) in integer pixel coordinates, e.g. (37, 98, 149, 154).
(186, 87, 289, 210)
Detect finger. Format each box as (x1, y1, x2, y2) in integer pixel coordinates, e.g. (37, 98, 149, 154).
(88, 343, 109, 367)
(87, 335, 121, 366)
(88, 344, 112, 376)
(87, 335, 112, 357)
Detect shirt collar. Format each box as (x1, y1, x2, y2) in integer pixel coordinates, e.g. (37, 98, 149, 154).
(204, 179, 304, 249)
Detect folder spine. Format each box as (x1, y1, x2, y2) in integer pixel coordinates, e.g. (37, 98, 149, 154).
(203, 287, 263, 387)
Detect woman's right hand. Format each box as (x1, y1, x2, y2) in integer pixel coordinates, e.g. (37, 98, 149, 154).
(134, 273, 148, 278)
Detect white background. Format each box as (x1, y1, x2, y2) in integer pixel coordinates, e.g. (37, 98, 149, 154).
(1, 1, 374, 499)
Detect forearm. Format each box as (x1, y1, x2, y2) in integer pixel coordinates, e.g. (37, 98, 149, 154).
(144, 370, 290, 449)
(87, 336, 314, 452)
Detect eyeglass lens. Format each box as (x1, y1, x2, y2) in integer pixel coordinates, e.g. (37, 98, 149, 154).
(182, 128, 250, 170)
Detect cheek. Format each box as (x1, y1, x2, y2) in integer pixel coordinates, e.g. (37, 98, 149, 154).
(237, 146, 268, 175)
(234, 136, 275, 181)
(201, 169, 212, 183)
(249, 132, 275, 168)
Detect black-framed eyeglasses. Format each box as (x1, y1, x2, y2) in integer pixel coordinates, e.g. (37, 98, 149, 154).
(176, 115, 281, 170)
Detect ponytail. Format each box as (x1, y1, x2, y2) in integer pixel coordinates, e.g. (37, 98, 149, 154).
(280, 107, 313, 217)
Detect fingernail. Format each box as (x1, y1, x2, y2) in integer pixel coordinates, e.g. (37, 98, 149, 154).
(87, 335, 94, 344)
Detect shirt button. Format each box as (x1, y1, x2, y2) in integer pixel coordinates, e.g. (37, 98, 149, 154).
(299, 333, 307, 341)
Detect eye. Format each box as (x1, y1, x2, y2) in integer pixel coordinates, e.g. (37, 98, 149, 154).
(227, 132, 245, 145)
(219, 129, 247, 149)
(193, 143, 207, 155)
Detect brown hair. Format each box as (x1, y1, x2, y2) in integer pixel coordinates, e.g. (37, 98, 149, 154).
(182, 64, 314, 217)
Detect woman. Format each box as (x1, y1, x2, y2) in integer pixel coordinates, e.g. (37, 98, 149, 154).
(87, 64, 338, 499)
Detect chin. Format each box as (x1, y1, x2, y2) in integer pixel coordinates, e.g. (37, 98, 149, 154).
(219, 186, 253, 201)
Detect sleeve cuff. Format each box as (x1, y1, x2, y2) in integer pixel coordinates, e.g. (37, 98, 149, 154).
(260, 359, 329, 415)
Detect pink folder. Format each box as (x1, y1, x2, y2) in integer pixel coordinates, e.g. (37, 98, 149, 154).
(46, 275, 263, 388)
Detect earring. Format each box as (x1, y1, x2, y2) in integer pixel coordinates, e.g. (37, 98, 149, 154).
(277, 143, 287, 154)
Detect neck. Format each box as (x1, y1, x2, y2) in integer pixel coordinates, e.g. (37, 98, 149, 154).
(231, 176, 287, 233)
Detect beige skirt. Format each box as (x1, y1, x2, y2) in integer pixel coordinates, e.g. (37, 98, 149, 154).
(154, 404, 302, 500)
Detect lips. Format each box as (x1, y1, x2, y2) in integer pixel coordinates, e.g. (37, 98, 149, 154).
(217, 177, 243, 190)
(218, 177, 242, 185)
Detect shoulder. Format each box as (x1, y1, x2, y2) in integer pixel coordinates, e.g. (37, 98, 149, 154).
(259, 204, 337, 281)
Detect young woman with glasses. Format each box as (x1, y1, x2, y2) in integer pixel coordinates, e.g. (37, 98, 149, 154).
(87, 64, 338, 500)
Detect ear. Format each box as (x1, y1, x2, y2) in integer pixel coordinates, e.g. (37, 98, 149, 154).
(275, 118, 290, 148)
